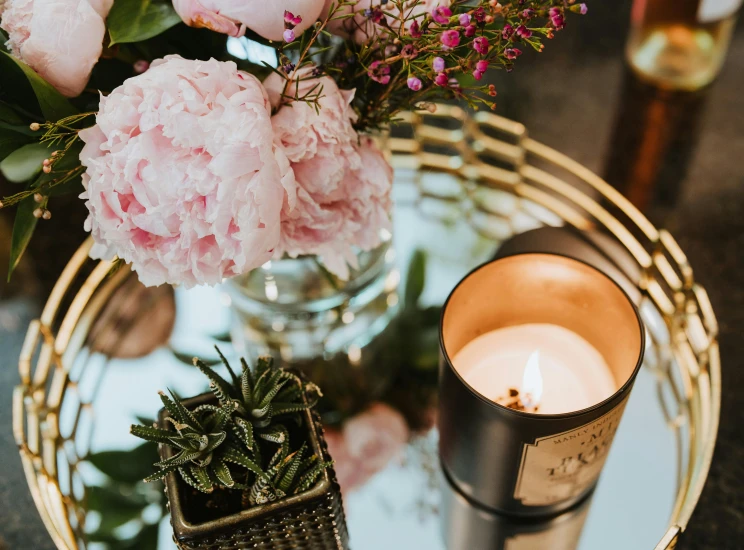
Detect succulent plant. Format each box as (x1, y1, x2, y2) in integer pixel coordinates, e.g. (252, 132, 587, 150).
(130, 349, 331, 504)
(195, 349, 322, 429)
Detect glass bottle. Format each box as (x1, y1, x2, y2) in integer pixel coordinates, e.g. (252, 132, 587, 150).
(626, 0, 740, 90)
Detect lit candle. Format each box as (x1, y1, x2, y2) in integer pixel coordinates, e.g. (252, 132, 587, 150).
(438, 253, 645, 516)
(452, 324, 617, 414)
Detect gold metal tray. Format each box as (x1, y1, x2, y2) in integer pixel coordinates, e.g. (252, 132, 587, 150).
(13, 107, 719, 550)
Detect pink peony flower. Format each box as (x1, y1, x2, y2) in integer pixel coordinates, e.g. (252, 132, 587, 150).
(172, 0, 325, 41)
(325, 403, 409, 493)
(0, 0, 113, 97)
(80, 55, 295, 288)
(265, 68, 393, 280)
(324, 0, 451, 44)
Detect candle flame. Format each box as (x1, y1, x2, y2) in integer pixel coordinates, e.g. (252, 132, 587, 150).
(521, 350, 543, 409)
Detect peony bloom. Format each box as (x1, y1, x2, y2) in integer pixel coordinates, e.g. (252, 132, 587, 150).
(0, 0, 113, 97)
(265, 69, 393, 280)
(324, 0, 451, 44)
(80, 55, 295, 288)
(325, 403, 409, 493)
(172, 0, 325, 41)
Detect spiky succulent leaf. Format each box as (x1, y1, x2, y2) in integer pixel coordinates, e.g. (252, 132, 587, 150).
(178, 466, 201, 491)
(155, 449, 204, 468)
(190, 465, 214, 493)
(278, 444, 306, 493)
(274, 383, 302, 403)
(215, 346, 241, 388)
(293, 461, 332, 494)
(212, 458, 234, 488)
(204, 432, 226, 453)
(232, 417, 254, 450)
(258, 424, 287, 445)
(249, 473, 278, 506)
(144, 461, 181, 482)
(223, 447, 270, 482)
(271, 402, 312, 417)
(130, 424, 172, 444)
(240, 358, 254, 402)
(159, 391, 201, 430)
(194, 358, 235, 406)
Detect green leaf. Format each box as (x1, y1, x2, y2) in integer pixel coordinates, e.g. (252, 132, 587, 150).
(405, 249, 427, 309)
(87, 442, 159, 484)
(86, 485, 147, 534)
(0, 52, 76, 120)
(8, 197, 38, 281)
(108, 0, 182, 46)
(88, 522, 160, 550)
(0, 126, 33, 163)
(0, 142, 52, 183)
(0, 102, 28, 126)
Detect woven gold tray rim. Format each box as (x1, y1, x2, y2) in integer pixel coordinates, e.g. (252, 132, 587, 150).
(13, 106, 719, 550)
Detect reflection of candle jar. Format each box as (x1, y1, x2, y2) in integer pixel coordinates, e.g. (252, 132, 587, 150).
(440, 467, 593, 550)
(438, 253, 644, 516)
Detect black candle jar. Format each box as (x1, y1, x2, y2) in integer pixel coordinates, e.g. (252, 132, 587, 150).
(438, 253, 645, 517)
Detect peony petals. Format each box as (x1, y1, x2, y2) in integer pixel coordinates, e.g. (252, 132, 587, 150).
(80, 55, 295, 288)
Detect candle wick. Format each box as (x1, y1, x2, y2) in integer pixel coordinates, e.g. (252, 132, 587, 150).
(499, 387, 538, 412)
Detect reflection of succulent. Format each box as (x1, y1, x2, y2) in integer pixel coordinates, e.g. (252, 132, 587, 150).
(130, 350, 331, 503)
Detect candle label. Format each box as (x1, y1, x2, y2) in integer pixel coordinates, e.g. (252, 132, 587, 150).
(513, 397, 629, 506)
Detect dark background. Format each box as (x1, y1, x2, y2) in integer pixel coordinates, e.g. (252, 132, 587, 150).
(1, 0, 742, 548)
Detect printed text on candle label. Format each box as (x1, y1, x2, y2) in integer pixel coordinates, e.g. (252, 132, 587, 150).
(513, 397, 629, 506)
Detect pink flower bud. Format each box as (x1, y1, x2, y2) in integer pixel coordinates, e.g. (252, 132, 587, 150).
(133, 60, 150, 74)
(473, 36, 489, 55)
(464, 24, 476, 37)
(505, 47, 522, 60)
(516, 25, 532, 39)
(440, 29, 460, 49)
(434, 72, 449, 87)
(368, 60, 391, 84)
(407, 76, 423, 91)
(283, 28, 295, 42)
(476, 60, 489, 72)
(458, 13, 471, 26)
(410, 20, 422, 38)
(433, 56, 445, 72)
(431, 6, 452, 24)
(473, 70, 483, 81)
(502, 24, 514, 40)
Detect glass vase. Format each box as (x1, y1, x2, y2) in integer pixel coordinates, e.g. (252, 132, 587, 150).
(224, 233, 400, 419)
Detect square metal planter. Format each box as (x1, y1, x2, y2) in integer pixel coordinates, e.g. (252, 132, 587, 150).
(158, 392, 349, 550)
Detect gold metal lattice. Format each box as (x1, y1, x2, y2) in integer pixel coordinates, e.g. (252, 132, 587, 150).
(14, 107, 719, 550)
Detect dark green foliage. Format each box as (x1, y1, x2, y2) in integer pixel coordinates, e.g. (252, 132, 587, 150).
(131, 350, 330, 509)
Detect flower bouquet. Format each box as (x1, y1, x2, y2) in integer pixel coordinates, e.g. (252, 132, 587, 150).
(1, 0, 585, 415)
(0, 0, 585, 285)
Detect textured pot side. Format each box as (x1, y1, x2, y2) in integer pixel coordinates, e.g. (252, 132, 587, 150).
(158, 393, 349, 550)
